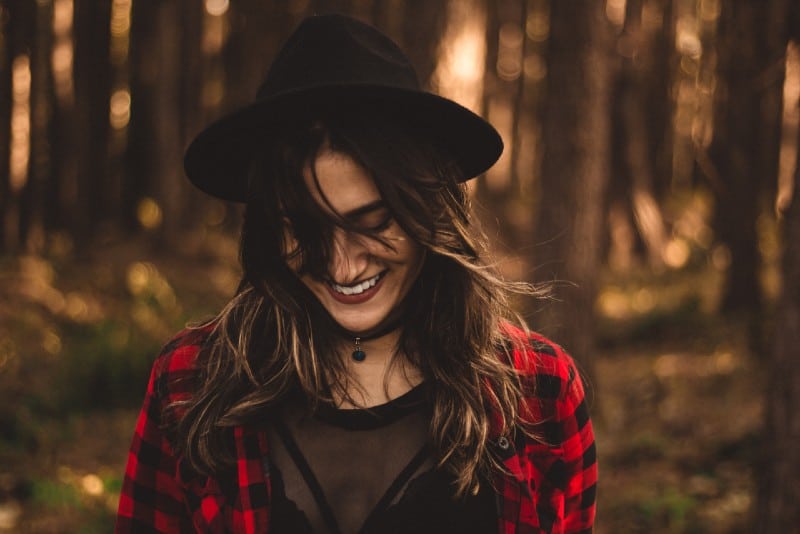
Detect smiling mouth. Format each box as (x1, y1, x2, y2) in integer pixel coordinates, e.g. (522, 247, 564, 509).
(328, 271, 386, 295)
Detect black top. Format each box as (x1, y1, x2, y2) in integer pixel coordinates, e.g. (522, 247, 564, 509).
(265, 383, 497, 533)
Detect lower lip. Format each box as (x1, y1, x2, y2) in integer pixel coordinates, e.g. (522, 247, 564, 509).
(325, 273, 386, 304)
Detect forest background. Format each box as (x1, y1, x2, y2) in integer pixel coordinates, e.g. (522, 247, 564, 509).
(2, 0, 800, 532)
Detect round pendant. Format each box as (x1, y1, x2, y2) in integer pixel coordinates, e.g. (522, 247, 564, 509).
(352, 349, 366, 362)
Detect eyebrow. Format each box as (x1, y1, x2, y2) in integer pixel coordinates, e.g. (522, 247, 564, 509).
(342, 199, 387, 219)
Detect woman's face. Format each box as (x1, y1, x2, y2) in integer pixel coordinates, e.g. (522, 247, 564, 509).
(288, 149, 425, 335)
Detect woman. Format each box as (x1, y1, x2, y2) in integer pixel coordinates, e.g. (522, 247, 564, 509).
(117, 14, 596, 534)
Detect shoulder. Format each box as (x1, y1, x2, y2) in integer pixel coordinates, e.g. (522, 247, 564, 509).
(148, 323, 216, 405)
(498, 322, 583, 403)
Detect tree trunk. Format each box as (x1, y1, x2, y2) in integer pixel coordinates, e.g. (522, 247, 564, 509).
(647, 0, 674, 202)
(223, 0, 294, 111)
(48, 0, 79, 245)
(23, 0, 55, 253)
(73, 0, 112, 248)
(757, 95, 800, 532)
(151, 1, 183, 246)
(476, 0, 499, 200)
(124, 0, 159, 233)
(756, 3, 800, 529)
(611, 0, 669, 268)
(3, 0, 38, 252)
(709, 0, 774, 318)
(177, 0, 208, 231)
(531, 0, 613, 380)
(402, 0, 447, 89)
(0, 0, 16, 252)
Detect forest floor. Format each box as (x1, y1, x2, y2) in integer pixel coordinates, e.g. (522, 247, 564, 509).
(0, 233, 763, 533)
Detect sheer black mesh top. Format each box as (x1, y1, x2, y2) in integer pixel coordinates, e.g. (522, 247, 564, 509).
(265, 383, 497, 534)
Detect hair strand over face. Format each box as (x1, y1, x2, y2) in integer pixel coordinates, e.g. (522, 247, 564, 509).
(171, 109, 546, 496)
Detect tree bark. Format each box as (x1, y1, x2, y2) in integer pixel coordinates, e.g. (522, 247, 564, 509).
(0, 1, 15, 252)
(757, 94, 800, 532)
(223, 0, 294, 111)
(608, 0, 669, 268)
(22, 0, 55, 253)
(709, 0, 777, 317)
(531, 0, 613, 381)
(401, 0, 446, 89)
(756, 3, 800, 529)
(177, 0, 208, 231)
(73, 0, 112, 248)
(151, 1, 183, 245)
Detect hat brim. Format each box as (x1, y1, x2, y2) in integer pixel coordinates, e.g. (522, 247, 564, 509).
(184, 85, 503, 202)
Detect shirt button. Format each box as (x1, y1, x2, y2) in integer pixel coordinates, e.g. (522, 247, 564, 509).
(497, 436, 510, 450)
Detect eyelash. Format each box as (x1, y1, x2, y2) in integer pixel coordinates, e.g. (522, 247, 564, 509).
(366, 215, 393, 232)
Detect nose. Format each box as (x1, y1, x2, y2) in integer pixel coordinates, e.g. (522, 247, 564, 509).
(329, 227, 369, 284)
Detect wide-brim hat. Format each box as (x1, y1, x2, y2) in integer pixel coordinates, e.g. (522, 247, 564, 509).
(184, 14, 503, 203)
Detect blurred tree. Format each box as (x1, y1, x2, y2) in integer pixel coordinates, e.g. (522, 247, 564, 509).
(121, 2, 158, 232)
(176, 0, 209, 232)
(493, 0, 527, 192)
(124, 0, 158, 234)
(0, 3, 9, 252)
(486, 0, 536, 196)
(2, 0, 39, 252)
(152, 1, 184, 244)
(127, 0, 202, 242)
(400, 0, 446, 88)
(759, 69, 800, 532)
(709, 0, 786, 323)
(26, 0, 55, 254)
(757, 2, 800, 529)
(223, 0, 295, 111)
(73, 0, 112, 247)
(531, 0, 613, 380)
(48, 0, 78, 247)
(608, 0, 671, 268)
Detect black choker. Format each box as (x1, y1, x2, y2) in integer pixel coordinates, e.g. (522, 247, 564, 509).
(347, 316, 404, 363)
(322, 299, 409, 363)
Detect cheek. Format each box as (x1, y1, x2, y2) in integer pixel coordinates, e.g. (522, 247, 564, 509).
(388, 231, 425, 272)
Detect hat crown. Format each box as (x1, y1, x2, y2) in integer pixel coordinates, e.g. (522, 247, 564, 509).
(185, 14, 503, 202)
(257, 14, 420, 99)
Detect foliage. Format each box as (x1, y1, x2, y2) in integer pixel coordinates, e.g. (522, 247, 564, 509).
(53, 320, 161, 412)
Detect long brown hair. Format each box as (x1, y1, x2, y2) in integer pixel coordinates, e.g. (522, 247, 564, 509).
(173, 103, 539, 496)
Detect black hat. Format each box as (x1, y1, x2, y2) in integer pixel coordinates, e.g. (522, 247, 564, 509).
(184, 14, 503, 202)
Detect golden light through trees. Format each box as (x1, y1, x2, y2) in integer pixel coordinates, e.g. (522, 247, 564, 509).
(52, 0, 74, 104)
(606, 0, 627, 27)
(205, 0, 230, 17)
(10, 54, 31, 193)
(109, 89, 131, 130)
(110, 0, 132, 65)
(778, 42, 800, 215)
(432, 0, 486, 115)
(0, 2, 799, 529)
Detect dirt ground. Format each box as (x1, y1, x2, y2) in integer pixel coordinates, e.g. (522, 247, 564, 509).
(0, 236, 763, 533)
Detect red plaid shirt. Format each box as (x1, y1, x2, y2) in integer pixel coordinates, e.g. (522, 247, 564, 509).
(116, 324, 596, 533)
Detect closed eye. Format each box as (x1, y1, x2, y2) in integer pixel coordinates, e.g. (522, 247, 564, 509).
(353, 209, 393, 232)
(345, 201, 393, 232)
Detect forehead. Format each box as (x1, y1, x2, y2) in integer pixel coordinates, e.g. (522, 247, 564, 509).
(303, 149, 382, 215)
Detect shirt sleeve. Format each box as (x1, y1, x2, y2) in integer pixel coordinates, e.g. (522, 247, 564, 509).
(116, 356, 192, 533)
(555, 361, 597, 533)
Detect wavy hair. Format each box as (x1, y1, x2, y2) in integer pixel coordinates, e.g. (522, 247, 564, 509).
(173, 103, 540, 496)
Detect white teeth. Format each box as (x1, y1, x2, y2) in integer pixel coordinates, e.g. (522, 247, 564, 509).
(332, 272, 382, 295)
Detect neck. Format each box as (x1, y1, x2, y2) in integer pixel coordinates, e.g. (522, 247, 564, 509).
(336, 329, 423, 408)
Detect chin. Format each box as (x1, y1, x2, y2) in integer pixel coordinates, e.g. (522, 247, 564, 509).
(332, 314, 384, 335)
